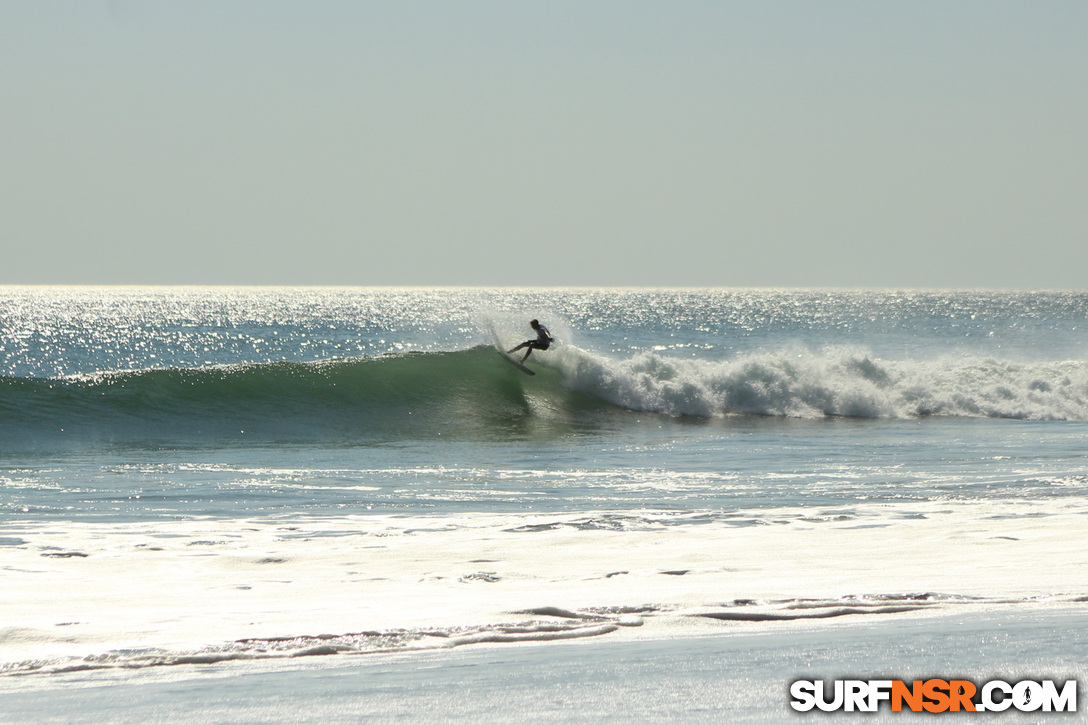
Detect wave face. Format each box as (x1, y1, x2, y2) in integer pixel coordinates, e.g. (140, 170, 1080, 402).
(0, 347, 598, 447)
(547, 345, 1088, 421)
(4, 343, 1088, 450)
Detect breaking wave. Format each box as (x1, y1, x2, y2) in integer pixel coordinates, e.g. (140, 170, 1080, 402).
(2, 345, 1086, 449)
(548, 345, 1088, 420)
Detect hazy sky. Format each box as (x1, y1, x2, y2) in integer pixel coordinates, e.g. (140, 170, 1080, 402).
(2, 2, 1085, 287)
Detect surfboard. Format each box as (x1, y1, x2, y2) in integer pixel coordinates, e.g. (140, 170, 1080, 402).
(498, 349, 535, 376)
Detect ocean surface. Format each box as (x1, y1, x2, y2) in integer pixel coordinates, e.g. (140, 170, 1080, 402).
(2, 287, 1087, 713)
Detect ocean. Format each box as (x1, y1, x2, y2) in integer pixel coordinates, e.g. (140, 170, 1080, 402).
(2, 287, 1087, 721)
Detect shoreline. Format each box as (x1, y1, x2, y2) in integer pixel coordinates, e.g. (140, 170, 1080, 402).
(2, 604, 1085, 723)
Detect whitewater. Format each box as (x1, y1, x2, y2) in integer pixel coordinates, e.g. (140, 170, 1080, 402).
(2, 287, 1087, 722)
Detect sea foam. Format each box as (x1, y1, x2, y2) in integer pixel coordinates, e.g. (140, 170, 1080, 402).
(548, 345, 1088, 420)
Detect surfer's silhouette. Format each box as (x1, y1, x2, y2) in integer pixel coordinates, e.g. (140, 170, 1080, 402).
(508, 319, 554, 363)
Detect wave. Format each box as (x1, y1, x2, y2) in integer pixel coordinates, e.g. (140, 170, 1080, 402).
(0, 347, 591, 447)
(547, 345, 1088, 420)
(2, 346, 1086, 449)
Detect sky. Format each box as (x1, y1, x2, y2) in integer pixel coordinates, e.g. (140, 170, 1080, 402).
(2, 1, 1086, 287)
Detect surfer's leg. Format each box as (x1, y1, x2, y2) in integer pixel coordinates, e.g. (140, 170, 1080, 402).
(507, 341, 528, 354)
(520, 341, 541, 362)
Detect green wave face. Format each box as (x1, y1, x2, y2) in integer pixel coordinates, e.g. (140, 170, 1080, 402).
(0, 347, 613, 449)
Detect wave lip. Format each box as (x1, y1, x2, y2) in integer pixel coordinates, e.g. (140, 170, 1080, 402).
(546, 346, 1088, 420)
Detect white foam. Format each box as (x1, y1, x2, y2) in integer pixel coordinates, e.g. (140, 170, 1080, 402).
(545, 345, 1088, 419)
(3, 497, 1087, 671)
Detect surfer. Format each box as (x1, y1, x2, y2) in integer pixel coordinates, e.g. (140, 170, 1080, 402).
(508, 319, 554, 363)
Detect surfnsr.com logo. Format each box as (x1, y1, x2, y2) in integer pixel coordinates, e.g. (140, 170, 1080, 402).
(790, 679, 1078, 713)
